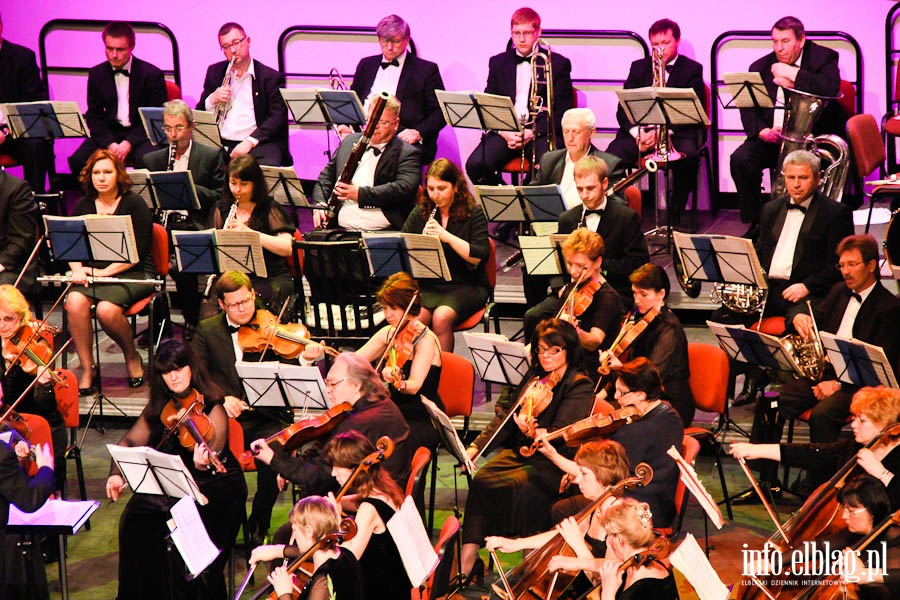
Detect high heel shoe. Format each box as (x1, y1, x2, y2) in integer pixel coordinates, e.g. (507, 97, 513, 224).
(460, 557, 484, 588)
(126, 357, 144, 388)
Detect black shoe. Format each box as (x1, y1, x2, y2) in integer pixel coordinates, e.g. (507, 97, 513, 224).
(733, 379, 760, 407)
(461, 557, 484, 589)
(78, 386, 96, 397)
(182, 324, 197, 342)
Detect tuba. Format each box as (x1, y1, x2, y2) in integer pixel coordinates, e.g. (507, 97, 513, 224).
(779, 301, 825, 381)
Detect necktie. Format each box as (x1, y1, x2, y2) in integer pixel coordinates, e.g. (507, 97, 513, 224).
(380, 59, 400, 69)
(665, 64, 674, 74)
(786, 203, 807, 213)
(370, 147, 382, 157)
(849, 291, 862, 303)
(113, 68, 130, 77)
(584, 209, 604, 217)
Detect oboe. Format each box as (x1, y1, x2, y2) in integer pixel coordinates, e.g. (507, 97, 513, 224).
(423, 206, 437, 233)
(223, 201, 239, 229)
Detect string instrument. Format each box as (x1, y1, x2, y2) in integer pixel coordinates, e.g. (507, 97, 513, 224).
(519, 370, 564, 439)
(242, 402, 353, 463)
(0, 419, 35, 472)
(237, 309, 338, 360)
(3, 321, 67, 387)
(159, 389, 227, 474)
(597, 307, 661, 378)
(556, 268, 600, 326)
(581, 536, 672, 600)
(736, 422, 900, 600)
(335, 436, 394, 505)
(491, 463, 654, 600)
(375, 291, 422, 388)
(248, 517, 358, 600)
(519, 405, 641, 457)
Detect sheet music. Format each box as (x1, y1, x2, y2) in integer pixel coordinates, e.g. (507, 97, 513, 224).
(531, 222, 559, 236)
(462, 332, 529, 386)
(127, 169, 156, 208)
(402, 233, 452, 281)
(518, 235, 563, 276)
(386, 496, 440, 587)
(669, 533, 730, 600)
(708, 236, 767, 287)
(474, 186, 527, 223)
(667, 445, 725, 529)
(167, 496, 220, 579)
(8, 499, 100, 535)
(172, 229, 217, 274)
(723, 72, 773, 109)
(362, 232, 405, 277)
(84, 215, 139, 263)
(235, 362, 328, 410)
(422, 397, 478, 474)
(655, 87, 710, 126)
(520, 185, 566, 222)
(138, 107, 166, 146)
(2, 100, 89, 139)
(192, 110, 222, 147)
(106, 445, 206, 503)
(435, 90, 521, 132)
(617, 87, 665, 126)
(214, 229, 267, 278)
(44, 215, 91, 262)
(261, 166, 309, 207)
(53, 101, 91, 137)
(820, 332, 899, 388)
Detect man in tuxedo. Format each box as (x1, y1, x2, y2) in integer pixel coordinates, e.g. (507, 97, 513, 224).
(349, 15, 445, 164)
(68, 22, 167, 176)
(558, 155, 649, 299)
(312, 95, 421, 231)
(465, 7, 573, 185)
(606, 18, 705, 225)
(746, 233, 900, 495)
(198, 22, 289, 166)
(192, 271, 323, 546)
(0, 171, 40, 290)
(144, 99, 225, 333)
(0, 12, 50, 192)
(730, 16, 842, 237)
(532, 108, 626, 208)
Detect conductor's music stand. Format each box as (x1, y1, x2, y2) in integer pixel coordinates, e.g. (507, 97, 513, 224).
(280, 88, 366, 159)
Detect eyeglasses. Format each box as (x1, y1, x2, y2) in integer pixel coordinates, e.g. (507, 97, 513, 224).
(536, 346, 564, 357)
(840, 505, 867, 516)
(614, 389, 634, 398)
(220, 36, 247, 52)
(222, 296, 254, 310)
(324, 377, 350, 388)
(378, 37, 406, 46)
(835, 261, 864, 271)
(162, 125, 187, 133)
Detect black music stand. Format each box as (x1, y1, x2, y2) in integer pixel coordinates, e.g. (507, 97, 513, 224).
(189, 110, 223, 149)
(672, 231, 768, 302)
(235, 362, 328, 413)
(820, 333, 899, 389)
(172, 228, 268, 298)
(3, 100, 89, 141)
(280, 88, 366, 158)
(260, 165, 311, 228)
(361, 232, 452, 281)
(138, 107, 167, 146)
(43, 214, 142, 433)
(130, 170, 202, 224)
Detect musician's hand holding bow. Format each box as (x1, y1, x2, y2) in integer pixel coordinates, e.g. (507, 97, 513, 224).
(251, 439, 275, 465)
(485, 536, 524, 553)
(106, 474, 126, 501)
(729, 441, 781, 462)
(193, 443, 211, 470)
(513, 410, 536, 438)
(249, 544, 287, 566)
(223, 395, 250, 419)
(267, 566, 294, 597)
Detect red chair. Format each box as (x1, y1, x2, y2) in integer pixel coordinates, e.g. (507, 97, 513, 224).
(406, 446, 432, 523)
(53, 369, 87, 502)
(846, 114, 900, 232)
(501, 157, 531, 186)
(411, 515, 461, 600)
(656, 435, 700, 539)
(624, 184, 642, 222)
(453, 239, 496, 334)
(837, 80, 857, 119)
(165, 80, 182, 101)
(0, 154, 19, 169)
(20, 412, 54, 478)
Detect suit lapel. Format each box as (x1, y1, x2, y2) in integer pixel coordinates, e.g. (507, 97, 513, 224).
(792, 197, 819, 271)
(373, 138, 399, 184)
(395, 54, 413, 102)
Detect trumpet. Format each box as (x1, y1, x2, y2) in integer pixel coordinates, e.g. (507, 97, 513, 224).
(215, 57, 236, 126)
(646, 45, 682, 164)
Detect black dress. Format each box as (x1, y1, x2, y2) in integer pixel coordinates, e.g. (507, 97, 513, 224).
(401, 204, 491, 321)
(70, 191, 155, 307)
(392, 326, 444, 455)
(295, 547, 365, 600)
(113, 400, 248, 600)
(616, 571, 679, 600)
(358, 498, 412, 599)
(462, 366, 593, 545)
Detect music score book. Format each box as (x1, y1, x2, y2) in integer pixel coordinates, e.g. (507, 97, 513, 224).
(386, 496, 440, 587)
(461, 332, 529, 387)
(616, 86, 710, 128)
(129, 169, 202, 212)
(44, 214, 140, 264)
(668, 533, 730, 600)
(106, 444, 207, 504)
(7, 499, 99, 535)
(167, 495, 220, 580)
(138, 107, 166, 146)
(721, 72, 774, 109)
(362, 232, 452, 280)
(516, 234, 568, 277)
(191, 110, 223, 148)
(171, 228, 268, 278)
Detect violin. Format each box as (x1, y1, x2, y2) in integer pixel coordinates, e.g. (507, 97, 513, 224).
(519, 405, 641, 457)
(557, 269, 601, 325)
(159, 389, 227, 474)
(491, 463, 654, 600)
(374, 291, 421, 383)
(242, 402, 353, 464)
(237, 309, 338, 360)
(0, 424, 35, 473)
(519, 370, 564, 439)
(2, 321, 67, 387)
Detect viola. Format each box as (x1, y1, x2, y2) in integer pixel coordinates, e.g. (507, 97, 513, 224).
(2, 321, 66, 387)
(597, 307, 660, 378)
(159, 389, 227, 474)
(334, 436, 394, 504)
(519, 370, 564, 439)
(242, 402, 353, 464)
(519, 405, 641, 457)
(0, 421, 35, 472)
(557, 269, 601, 325)
(237, 309, 338, 360)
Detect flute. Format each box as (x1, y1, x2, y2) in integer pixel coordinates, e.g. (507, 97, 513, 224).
(38, 275, 163, 286)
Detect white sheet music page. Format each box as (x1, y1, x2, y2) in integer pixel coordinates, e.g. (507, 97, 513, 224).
(167, 495, 220, 579)
(669, 533, 730, 600)
(386, 496, 439, 587)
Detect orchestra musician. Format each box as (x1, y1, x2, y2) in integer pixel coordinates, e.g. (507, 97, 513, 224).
(730, 16, 843, 238)
(249, 496, 365, 600)
(0, 285, 65, 492)
(312, 94, 421, 231)
(460, 318, 593, 580)
(348, 15, 446, 164)
(192, 271, 322, 548)
(64, 149, 154, 395)
(210, 154, 296, 310)
(105, 339, 247, 600)
(198, 22, 289, 165)
(252, 352, 411, 493)
(465, 7, 572, 186)
(67, 22, 167, 175)
(0, 171, 41, 292)
(0, 438, 53, 600)
(557, 156, 649, 302)
(400, 158, 490, 352)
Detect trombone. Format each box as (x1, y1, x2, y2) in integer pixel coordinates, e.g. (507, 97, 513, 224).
(519, 38, 555, 177)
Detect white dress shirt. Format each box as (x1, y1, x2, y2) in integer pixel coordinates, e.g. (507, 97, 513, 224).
(836, 281, 875, 340)
(515, 53, 531, 122)
(365, 50, 407, 111)
(115, 57, 133, 127)
(768, 197, 812, 280)
(560, 153, 581, 209)
(214, 60, 257, 142)
(772, 50, 804, 131)
(338, 142, 391, 230)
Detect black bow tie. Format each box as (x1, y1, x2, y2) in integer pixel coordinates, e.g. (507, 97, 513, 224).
(665, 64, 674, 73)
(226, 323, 240, 334)
(370, 147, 382, 156)
(112, 67, 130, 77)
(380, 59, 399, 69)
(515, 54, 531, 64)
(584, 209, 604, 217)
(786, 202, 807, 213)
(849, 291, 862, 303)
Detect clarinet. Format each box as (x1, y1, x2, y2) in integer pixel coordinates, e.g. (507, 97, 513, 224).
(166, 141, 177, 171)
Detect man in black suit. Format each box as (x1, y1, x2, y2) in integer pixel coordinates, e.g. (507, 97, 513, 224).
(465, 7, 573, 185)
(68, 22, 167, 176)
(0, 13, 50, 192)
(731, 16, 842, 236)
(0, 171, 39, 291)
(606, 18, 706, 225)
(144, 99, 225, 332)
(198, 22, 289, 166)
(349, 15, 445, 164)
(746, 234, 900, 493)
(558, 155, 649, 300)
(312, 95, 421, 230)
(192, 271, 323, 546)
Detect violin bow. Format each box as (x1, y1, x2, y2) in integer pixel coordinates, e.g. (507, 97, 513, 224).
(736, 457, 791, 545)
(13, 235, 44, 290)
(374, 290, 419, 373)
(0, 338, 72, 425)
(4, 281, 72, 377)
(257, 298, 292, 363)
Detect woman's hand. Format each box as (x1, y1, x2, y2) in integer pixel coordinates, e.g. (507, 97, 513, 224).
(857, 448, 887, 479)
(251, 439, 275, 465)
(267, 565, 295, 597)
(597, 558, 622, 600)
(485, 536, 519, 553)
(70, 265, 89, 285)
(422, 217, 447, 241)
(513, 410, 535, 438)
(106, 474, 126, 501)
(250, 544, 287, 565)
(729, 442, 761, 460)
(556, 517, 584, 549)
(193, 443, 210, 470)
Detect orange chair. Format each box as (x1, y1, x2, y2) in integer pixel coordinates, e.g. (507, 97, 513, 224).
(656, 435, 700, 539)
(20, 412, 54, 478)
(624, 185, 642, 222)
(428, 352, 475, 533)
(684, 343, 733, 520)
(411, 515, 461, 600)
(125, 222, 171, 360)
(501, 157, 531, 186)
(406, 446, 432, 523)
(846, 114, 900, 232)
(453, 239, 496, 335)
(227, 417, 251, 597)
(165, 80, 182, 101)
(54, 369, 87, 503)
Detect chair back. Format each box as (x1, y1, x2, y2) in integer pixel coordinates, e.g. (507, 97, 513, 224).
(20, 412, 53, 476)
(657, 435, 700, 539)
(165, 80, 182, 101)
(406, 446, 432, 519)
(624, 185, 642, 220)
(54, 369, 80, 428)
(412, 515, 461, 600)
(437, 352, 474, 421)
(847, 114, 886, 178)
(687, 343, 729, 415)
(151, 223, 171, 277)
(837, 80, 857, 118)
(228, 418, 256, 471)
(485, 238, 497, 290)
(286, 230, 304, 277)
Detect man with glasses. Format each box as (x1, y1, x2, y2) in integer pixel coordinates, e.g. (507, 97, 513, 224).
(192, 271, 324, 546)
(312, 94, 420, 230)
(348, 15, 445, 164)
(68, 21, 167, 176)
(144, 100, 225, 335)
(743, 233, 900, 499)
(198, 22, 289, 166)
(465, 7, 572, 186)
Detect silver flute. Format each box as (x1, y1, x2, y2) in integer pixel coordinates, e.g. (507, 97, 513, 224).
(38, 275, 163, 285)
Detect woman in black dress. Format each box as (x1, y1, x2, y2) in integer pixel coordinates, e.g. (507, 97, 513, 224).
(251, 496, 365, 600)
(325, 430, 412, 599)
(401, 158, 490, 352)
(105, 339, 247, 600)
(210, 154, 296, 311)
(460, 318, 594, 579)
(65, 149, 154, 393)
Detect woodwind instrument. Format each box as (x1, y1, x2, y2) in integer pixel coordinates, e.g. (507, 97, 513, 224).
(424, 206, 437, 233)
(166, 140, 177, 171)
(222, 200, 239, 229)
(38, 275, 163, 286)
(215, 57, 236, 126)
